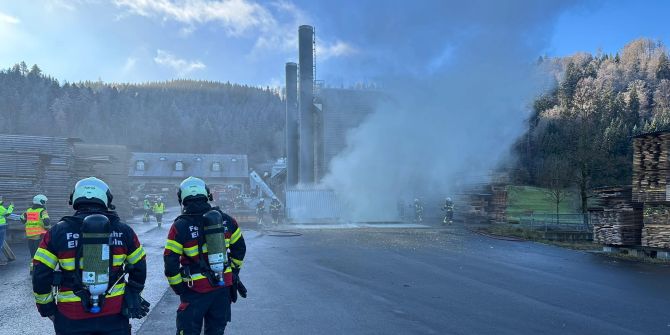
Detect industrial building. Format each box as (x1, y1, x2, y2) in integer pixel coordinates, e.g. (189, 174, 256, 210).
(128, 152, 249, 202)
(283, 25, 384, 222)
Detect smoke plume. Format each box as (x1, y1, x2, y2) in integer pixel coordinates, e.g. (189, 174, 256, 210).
(320, 0, 587, 221)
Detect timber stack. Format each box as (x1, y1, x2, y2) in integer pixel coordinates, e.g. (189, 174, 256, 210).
(641, 204, 670, 248)
(73, 143, 131, 219)
(0, 135, 76, 240)
(590, 187, 643, 245)
(632, 132, 670, 203)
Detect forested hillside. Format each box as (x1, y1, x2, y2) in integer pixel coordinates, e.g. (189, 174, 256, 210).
(0, 62, 284, 163)
(514, 38, 670, 212)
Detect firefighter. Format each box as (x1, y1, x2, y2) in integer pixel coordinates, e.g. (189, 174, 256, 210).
(153, 198, 165, 227)
(164, 177, 247, 335)
(21, 194, 50, 274)
(256, 198, 266, 225)
(143, 196, 151, 223)
(413, 198, 423, 223)
(31, 177, 149, 335)
(270, 197, 281, 224)
(0, 195, 14, 266)
(442, 197, 455, 224)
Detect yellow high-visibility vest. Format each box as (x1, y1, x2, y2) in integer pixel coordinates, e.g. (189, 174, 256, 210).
(24, 208, 48, 238)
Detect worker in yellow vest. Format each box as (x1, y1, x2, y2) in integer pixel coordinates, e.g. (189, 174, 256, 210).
(152, 197, 165, 227)
(21, 194, 50, 274)
(0, 195, 14, 266)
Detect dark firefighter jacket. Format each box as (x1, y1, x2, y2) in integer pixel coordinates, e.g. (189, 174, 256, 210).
(164, 200, 246, 294)
(32, 208, 147, 320)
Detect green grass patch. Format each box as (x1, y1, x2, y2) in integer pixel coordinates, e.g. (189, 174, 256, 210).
(506, 185, 579, 222)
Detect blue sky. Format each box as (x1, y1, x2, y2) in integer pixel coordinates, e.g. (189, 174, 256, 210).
(0, 0, 669, 86)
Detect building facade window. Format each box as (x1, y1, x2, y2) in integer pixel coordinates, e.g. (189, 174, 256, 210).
(211, 162, 221, 172)
(175, 161, 184, 171)
(135, 160, 145, 171)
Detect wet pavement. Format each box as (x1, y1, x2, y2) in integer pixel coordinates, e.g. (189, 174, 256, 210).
(141, 224, 670, 335)
(2, 217, 670, 335)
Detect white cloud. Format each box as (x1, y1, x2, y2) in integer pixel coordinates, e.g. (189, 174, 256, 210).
(113, 0, 355, 59)
(0, 11, 20, 24)
(317, 40, 357, 60)
(154, 49, 205, 75)
(113, 0, 275, 36)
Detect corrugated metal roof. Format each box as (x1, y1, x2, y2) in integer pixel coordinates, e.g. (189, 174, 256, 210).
(129, 152, 248, 179)
(286, 189, 343, 223)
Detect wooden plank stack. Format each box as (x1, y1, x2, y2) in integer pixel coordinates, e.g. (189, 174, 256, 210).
(641, 204, 670, 248)
(632, 133, 670, 203)
(74, 144, 131, 220)
(0, 134, 76, 239)
(590, 187, 643, 245)
(490, 184, 507, 223)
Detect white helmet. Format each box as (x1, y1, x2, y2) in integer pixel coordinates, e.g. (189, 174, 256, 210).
(70, 177, 113, 209)
(33, 194, 48, 205)
(178, 177, 211, 204)
(446, 197, 452, 202)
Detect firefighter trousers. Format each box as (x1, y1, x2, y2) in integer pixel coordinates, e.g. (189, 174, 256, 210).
(54, 311, 131, 335)
(176, 287, 231, 335)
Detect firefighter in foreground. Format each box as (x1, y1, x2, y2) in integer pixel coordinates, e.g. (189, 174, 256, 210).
(22, 194, 50, 273)
(153, 197, 165, 227)
(0, 195, 14, 266)
(442, 197, 455, 224)
(270, 197, 281, 224)
(32, 177, 149, 335)
(164, 177, 247, 335)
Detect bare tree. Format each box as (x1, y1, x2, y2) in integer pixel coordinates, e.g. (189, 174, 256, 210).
(540, 156, 571, 226)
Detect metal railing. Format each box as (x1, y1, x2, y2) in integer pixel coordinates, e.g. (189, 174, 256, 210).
(517, 213, 591, 232)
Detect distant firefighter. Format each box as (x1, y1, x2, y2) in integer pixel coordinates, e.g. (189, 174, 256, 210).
(256, 198, 266, 225)
(270, 197, 282, 224)
(143, 196, 151, 223)
(22, 194, 50, 274)
(153, 197, 165, 227)
(413, 198, 423, 223)
(442, 197, 454, 224)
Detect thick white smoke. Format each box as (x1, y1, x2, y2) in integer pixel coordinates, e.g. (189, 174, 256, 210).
(321, 0, 587, 221)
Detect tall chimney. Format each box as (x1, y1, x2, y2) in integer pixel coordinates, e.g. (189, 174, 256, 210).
(285, 62, 299, 187)
(298, 25, 315, 184)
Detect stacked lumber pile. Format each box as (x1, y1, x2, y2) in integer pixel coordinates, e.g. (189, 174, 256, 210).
(590, 187, 643, 245)
(74, 144, 131, 220)
(632, 134, 670, 203)
(0, 135, 76, 238)
(490, 184, 507, 223)
(641, 204, 670, 248)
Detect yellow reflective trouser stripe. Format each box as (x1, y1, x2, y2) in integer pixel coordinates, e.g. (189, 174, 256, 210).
(127, 246, 146, 265)
(168, 273, 183, 285)
(57, 283, 126, 303)
(184, 244, 207, 257)
(230, 228, 242, 244)
(34, 248, 58, 269)
(231, 257, 243, 268)
(113, 254, 126, 266)
(165, 240, 183, 255)
(34, 292, 54, 304)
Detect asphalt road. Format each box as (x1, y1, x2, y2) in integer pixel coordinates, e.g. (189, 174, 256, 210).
(3, 218, 670, 335)
(140, 225, 670, 335)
